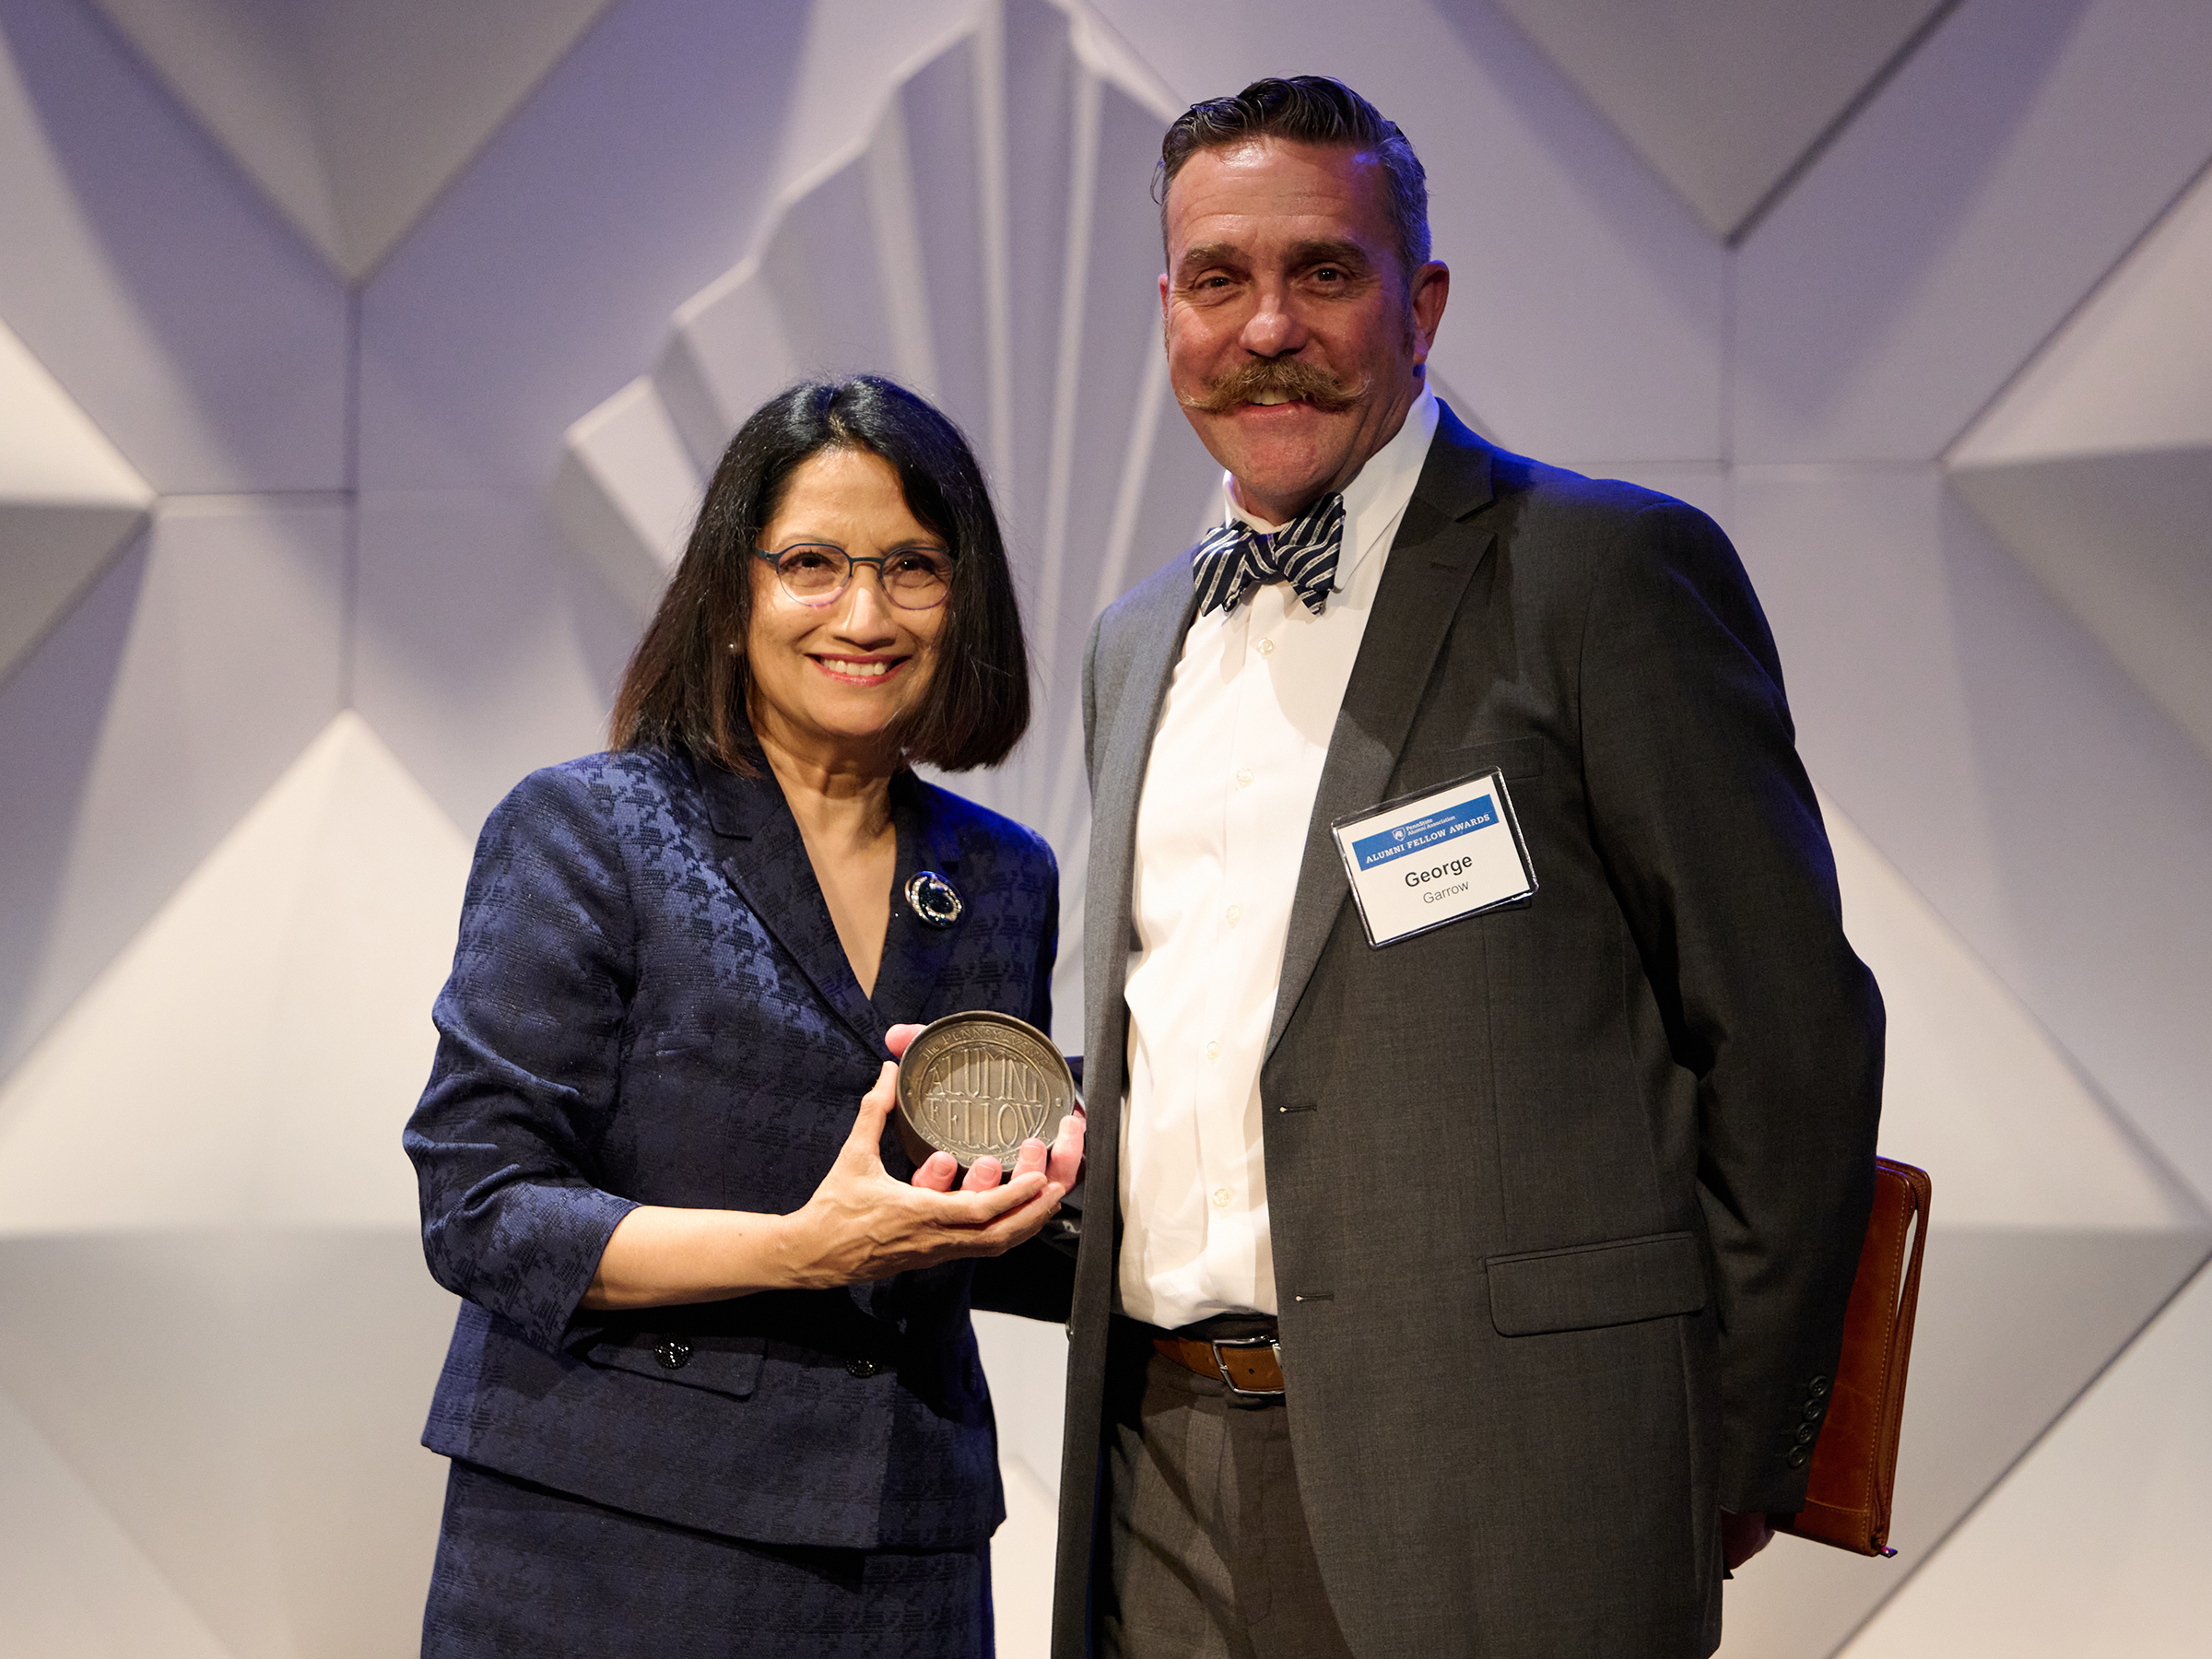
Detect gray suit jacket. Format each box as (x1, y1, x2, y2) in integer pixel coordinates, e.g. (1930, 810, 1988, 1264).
(1053, 406, 1884, 1658)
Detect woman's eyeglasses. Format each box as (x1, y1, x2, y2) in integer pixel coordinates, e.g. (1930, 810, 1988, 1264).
(753, 544, 953, 611)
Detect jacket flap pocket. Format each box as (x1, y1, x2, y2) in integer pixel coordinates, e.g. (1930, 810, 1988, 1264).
(584, 1331, 765, 1399)
(1486, 1230, 1706, 1336)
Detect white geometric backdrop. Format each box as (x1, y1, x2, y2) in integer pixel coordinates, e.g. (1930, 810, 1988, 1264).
(2, 1, 2208, 1655)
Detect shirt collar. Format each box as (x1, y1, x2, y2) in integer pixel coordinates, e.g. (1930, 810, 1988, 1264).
(1221, 382, 1441, 591)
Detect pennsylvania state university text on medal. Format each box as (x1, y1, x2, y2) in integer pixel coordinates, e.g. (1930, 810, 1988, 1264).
(895, 1011, 1077, 1168)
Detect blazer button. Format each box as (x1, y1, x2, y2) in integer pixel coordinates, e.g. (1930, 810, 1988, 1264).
(1809, 1375, 1830, 1396)
(655, 1338, 692, 1370)
(847, 1358, 881, 1379)
(1786, 1447, 1809, 1468)
(1794, 1423, 1818, 1445)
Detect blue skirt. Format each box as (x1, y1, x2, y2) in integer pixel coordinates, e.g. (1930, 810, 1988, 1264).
(422, 1461, 994, 1658)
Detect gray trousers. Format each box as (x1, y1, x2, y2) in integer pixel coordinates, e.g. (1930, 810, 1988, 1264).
(1100, 1320, 1357, 1659)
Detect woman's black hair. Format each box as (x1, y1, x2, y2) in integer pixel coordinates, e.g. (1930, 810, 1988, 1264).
(609, 375, 1030, 773)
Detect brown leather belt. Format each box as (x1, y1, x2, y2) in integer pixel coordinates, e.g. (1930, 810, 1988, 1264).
(1153, 1335, 1285, 1397)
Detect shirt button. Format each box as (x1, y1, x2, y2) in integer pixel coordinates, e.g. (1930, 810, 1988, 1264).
(1256, 639, 1276, 656)
(1211, 1187, 1232, 1207)
(1235, 768, 1254, 787)
(1226, 905, 1241, 926)
(1206, 1041, 1220, 1060)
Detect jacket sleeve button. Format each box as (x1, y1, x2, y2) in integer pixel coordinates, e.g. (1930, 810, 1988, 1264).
(1809, 1376, 1830, 1396)
(1786, 1447, 1809, 1468)
(1803, 1399, 1825, 1420)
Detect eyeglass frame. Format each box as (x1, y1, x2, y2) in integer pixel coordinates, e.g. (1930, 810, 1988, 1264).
(750, 542, 956, 612)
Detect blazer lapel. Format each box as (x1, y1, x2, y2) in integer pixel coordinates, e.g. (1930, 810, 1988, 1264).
(1265, 407, 1500, 1055)
(1084, 561, 1202, 1177)
(699, 759, 887, 1056)
(866, 774, 966, 1032)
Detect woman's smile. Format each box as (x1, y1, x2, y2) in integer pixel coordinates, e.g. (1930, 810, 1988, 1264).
(811, 653, 907, 683)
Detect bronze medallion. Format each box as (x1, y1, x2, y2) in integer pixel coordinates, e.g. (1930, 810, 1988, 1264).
(895, 1011, 1077, 1169)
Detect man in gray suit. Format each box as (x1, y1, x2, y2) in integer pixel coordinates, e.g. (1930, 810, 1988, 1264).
(1051, 76, 1884, 1659)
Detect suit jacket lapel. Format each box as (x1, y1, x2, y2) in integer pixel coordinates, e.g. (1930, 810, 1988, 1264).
(700, 758, 887, 1056)
(1084, 562, 1202, 1180)
(1266, 406, 1500, 1055)
(866, 774, 965, 1032)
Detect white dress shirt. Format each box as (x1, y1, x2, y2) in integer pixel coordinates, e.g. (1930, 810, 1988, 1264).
(1119, 386, 1441, 1329)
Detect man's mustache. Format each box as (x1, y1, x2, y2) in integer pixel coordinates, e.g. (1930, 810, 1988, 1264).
(1180, 358, 1369, 415)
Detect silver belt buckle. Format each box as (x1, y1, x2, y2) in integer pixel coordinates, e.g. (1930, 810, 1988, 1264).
(1208, 1335, 1284, 1400)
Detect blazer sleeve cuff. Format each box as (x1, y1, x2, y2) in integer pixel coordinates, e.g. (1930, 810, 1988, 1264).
(462, 1182, 641, 1355)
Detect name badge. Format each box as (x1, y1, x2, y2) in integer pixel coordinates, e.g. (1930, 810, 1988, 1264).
(1330, 770, 1536, 947)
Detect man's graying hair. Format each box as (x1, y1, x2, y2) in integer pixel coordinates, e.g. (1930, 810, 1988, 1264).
(1157, 76, 1431, 281)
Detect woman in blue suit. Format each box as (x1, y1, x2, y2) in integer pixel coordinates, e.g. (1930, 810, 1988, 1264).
(405, 376, 1082, 1656)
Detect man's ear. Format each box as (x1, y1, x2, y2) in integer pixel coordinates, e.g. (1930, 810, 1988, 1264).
(1408, 261, 1450, 364)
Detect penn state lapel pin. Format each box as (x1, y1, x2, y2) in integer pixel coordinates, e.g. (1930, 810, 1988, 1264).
(904, 870, 963, 928)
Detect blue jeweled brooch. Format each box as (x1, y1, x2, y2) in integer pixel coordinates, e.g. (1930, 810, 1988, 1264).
(904, 869, 963, 928)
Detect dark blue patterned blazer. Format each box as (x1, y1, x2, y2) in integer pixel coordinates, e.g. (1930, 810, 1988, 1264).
(404, 747, 1073, 1550)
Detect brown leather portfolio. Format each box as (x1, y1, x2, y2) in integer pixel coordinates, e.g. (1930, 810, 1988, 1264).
(1771, 1157, 1932, 1557)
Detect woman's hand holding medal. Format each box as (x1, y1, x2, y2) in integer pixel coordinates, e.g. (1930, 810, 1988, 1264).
(778, 1022, 1086, 1288)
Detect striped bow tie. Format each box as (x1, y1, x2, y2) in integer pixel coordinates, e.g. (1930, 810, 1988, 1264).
(1191, 493, 1346, 618)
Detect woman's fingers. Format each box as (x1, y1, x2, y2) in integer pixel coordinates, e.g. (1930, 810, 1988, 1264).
(932, 1170, 1051, 1226)
(1049, 1106, 1086, 1191)
(910, 1150, 960, 1192)
(884, 1023, 926, 1060)
(971, 1178, 1067, 1246)
(924, 1179, 1065, 1256)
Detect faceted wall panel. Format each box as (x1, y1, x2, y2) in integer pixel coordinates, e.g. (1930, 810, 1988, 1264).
(0, 0, 347, 493)
(0, 1, 2208, 1653)
(0, 1388, 240, 1658)
(0, 314, 151, 678)
(0, 499, 347, 1082)
(87, 0, 618, 278)
(1838, 1262, 2212, 1654)
(1730, 467, 2212, 1204)
(1731, 0, 2212, 465)
(1487, 0, 1952, 239)
(1952, 453, 2212, 764)
(1950, 162, 2212, 765)
(0, 713, 471, 1655)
